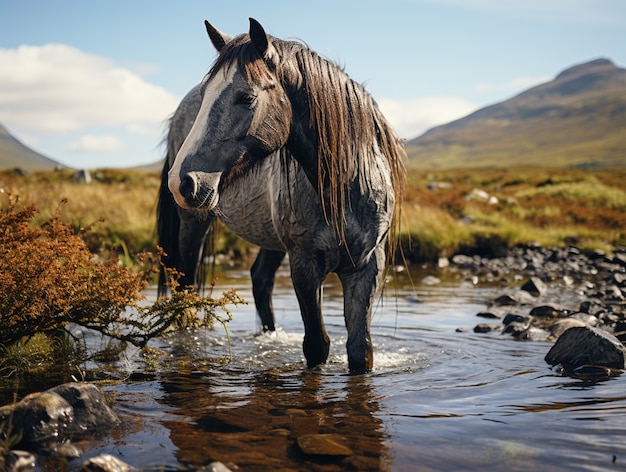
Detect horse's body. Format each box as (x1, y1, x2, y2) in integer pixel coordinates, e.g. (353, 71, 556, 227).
(159, 19, 405, 372)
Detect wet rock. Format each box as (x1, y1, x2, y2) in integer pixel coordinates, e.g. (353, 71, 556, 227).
(545, 326, 626, 371)
(200, 462, 234, 472)
(297, 434, 353, 456)
(421, 275, 441, 285)
(493, 291, 536, 307)
(451, 254, 478, 270)
(530, 305, 570, 318)
(79, 453, 134, 472)
(3, 450, 36, 472)
(502, 313, 531, 325)
(549, 318, 587, 339)
(492, 294, 519, 306)
(0, 383, 120, 448)
(473, 323, 500, 333)
(476, 311, 502, 320)
(502, 321, 530, 338)
(521, 276, 547, 297)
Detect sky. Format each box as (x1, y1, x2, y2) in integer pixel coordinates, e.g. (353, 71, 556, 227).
(1, 0, 625, 169)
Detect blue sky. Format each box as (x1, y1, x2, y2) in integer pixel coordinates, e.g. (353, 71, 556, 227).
(1, 0, 625, 169)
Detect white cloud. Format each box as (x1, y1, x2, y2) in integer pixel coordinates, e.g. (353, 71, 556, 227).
(68, 135, 129, 153)
(0, 44, 179, 134)
(378, 97, 478, 140)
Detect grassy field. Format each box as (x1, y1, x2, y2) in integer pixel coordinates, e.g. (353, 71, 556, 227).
(1, 166, 625, 267)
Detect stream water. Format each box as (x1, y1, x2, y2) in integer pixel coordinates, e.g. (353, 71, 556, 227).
(43, 265, 626, 470)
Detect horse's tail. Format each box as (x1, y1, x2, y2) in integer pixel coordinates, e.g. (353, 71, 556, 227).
(156, 152, 180, 297)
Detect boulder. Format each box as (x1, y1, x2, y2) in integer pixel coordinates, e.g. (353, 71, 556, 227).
(545, 326, 626, 371)
(0, 383, 119, 448)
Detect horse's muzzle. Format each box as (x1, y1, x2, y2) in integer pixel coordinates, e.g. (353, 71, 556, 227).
(177, 172, 220, 210)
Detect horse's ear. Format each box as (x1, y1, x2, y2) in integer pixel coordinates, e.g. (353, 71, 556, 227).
(205, 20, 232, 52)
(249, 18, 269, 56)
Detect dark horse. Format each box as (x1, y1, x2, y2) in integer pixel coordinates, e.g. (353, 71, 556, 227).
(158, 18, 405, 372)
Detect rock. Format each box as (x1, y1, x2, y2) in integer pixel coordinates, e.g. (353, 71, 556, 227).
(0, 383, 120, 448)
(521, 276, 547, 297)
(79, 453, 134, 472)
(451, 254, 476, 269)
(200, 462, 234, 472)
(530, 305, 569, 318)
(437, 257, 450, 268)
(297, 434, 353, 456)
(492, 294, 519, 306)
(502, 321, 530, 338)
(50, 383, 120, 434)
(4, 450, 36, 472)
(492, 291, 536, 306)
(549, 318, 587, 339)
(421, 275, 441, 285)
(473, 323, 500, 333)
(545, 326, 626, 371)
(502, 313, 531, 325)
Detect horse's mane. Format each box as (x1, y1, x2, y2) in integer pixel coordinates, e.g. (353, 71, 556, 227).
(211, 33, 406, 251)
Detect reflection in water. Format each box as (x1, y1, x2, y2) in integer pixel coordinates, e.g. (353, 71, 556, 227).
(158, 367, 390, 470)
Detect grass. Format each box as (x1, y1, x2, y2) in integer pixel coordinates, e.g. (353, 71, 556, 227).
(1, 166, 624, 267)
(399, 167, 626, 260)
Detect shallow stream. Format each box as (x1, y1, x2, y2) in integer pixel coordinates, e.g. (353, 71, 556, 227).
(40, 265, 626, 470)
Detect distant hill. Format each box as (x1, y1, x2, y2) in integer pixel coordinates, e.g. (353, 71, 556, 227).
(406, 58, 626, 169)
(0, 123, 66, 172)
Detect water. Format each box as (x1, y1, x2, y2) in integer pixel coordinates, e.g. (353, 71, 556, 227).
(53, 266, 626, 470)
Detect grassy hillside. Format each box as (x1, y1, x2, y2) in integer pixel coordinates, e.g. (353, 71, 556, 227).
(406, 59, 626, 169)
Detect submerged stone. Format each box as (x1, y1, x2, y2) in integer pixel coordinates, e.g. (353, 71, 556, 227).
(297, 434, 353, 456)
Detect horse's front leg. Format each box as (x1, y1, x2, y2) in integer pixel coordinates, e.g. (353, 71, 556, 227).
(251, 248, 286, 332)
(178, 210, 213, 290)
(338, 246, 386, 373)
(289, 252, 330, 368)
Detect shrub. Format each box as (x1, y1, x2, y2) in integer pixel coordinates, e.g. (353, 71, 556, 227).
(0, 197, 242, 370)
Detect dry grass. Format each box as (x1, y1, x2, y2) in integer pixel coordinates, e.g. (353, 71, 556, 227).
(1, 166, 624, 267)
(399, 167, 626, 260)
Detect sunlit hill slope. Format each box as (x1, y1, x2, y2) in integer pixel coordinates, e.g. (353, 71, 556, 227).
(406, 58, 626, 169)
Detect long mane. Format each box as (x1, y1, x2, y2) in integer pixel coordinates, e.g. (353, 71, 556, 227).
(212, 33, 406, 252)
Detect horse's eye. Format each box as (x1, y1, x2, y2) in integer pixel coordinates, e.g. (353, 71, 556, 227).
(236, 93, 256, 106)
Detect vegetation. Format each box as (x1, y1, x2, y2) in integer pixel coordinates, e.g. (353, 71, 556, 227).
(0, 191, 243, 380)
(1, 166, 624, 267)
(400, 167, 626, 261)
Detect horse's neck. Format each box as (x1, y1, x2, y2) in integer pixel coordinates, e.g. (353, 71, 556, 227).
(286, 112, 319, 190)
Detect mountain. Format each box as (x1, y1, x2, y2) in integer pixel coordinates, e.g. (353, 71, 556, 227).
(405, 58, 626, 169)
(0, 123, 66, 172)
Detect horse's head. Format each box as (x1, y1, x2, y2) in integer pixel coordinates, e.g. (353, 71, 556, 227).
(169, 18, 292, 210)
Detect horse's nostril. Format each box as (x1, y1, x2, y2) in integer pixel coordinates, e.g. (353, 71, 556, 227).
(179, 174, 197, 202)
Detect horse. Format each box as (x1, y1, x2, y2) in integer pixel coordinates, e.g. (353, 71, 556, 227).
(159, 18, 406, 372)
